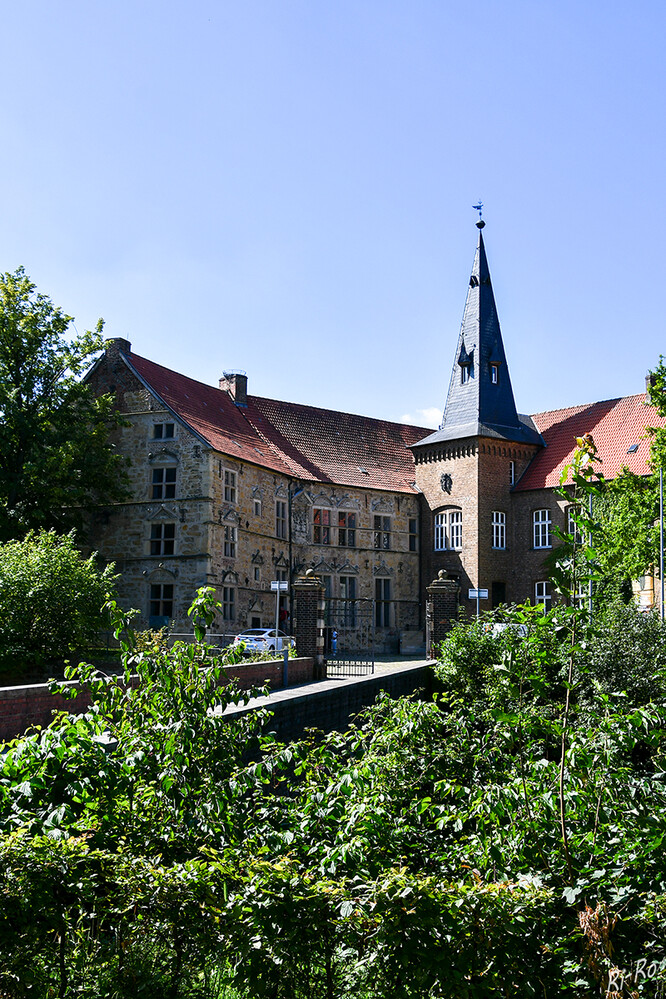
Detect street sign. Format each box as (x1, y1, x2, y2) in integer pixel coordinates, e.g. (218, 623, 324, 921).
(270, 580, 288, 591)
(468, 588, 489, 599)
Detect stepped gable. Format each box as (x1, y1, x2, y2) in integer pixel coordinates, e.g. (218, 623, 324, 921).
(126, 352, 428, 492)
(515, 393, 665, 490)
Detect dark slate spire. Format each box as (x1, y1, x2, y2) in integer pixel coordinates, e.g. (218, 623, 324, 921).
(414, 221, 542, 448)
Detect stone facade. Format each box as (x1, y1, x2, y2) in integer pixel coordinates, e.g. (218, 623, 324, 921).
(87, 347, 422, 647)
(85, 226, 664, 637)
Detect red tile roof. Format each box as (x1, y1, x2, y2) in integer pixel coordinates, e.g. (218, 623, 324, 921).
(125, 353, 428, 494)
(515, 394, 665, 490)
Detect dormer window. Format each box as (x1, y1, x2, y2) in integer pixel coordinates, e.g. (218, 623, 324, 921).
(491, 364, 499, 384)
(458, 341, 474, 384)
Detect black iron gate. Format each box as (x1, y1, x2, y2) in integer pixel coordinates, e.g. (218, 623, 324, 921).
(324, 597, 375, 676)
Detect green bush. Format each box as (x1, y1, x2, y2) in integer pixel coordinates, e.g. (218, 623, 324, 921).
(0, 529, 116, 673)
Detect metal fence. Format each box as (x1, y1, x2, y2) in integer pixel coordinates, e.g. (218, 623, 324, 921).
(324, 597, 375, 677)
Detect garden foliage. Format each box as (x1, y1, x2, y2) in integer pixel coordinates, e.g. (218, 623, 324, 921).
(2, 437, 666, 994)
(0, 529, 116, 674)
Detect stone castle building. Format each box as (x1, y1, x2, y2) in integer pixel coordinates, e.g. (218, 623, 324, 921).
(86, 221, 663, 643)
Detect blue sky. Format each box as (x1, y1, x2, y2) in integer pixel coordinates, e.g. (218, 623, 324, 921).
(1, 1, 664, 428)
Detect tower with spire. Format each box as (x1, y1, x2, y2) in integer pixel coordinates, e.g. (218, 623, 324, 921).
(412, 219, 544, 607)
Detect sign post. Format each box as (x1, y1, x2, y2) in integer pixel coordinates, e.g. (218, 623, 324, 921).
(468, 587, 489, 620)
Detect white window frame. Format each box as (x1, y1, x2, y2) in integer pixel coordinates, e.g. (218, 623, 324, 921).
(533, 509, 552, 549)
(492, 511, 506, 550)
(535, 581, 551, 609)
(434, 512, 447, 551)
(434, 510, 463, 551)
(567, 506, 583, 545)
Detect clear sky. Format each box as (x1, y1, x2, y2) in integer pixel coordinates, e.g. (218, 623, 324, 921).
(1, 1, 664, 429)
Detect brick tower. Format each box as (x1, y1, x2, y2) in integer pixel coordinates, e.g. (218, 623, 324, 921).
(412, 218, 543, 611)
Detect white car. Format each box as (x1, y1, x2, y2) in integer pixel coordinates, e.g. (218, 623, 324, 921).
(231, 629, 294, 654)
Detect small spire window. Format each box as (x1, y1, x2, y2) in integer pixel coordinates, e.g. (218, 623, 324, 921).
(491, 364, 499, 384)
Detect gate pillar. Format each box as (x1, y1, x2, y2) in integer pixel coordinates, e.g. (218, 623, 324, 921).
(426, 570, 460, 657)
(293, 570, 326, 678)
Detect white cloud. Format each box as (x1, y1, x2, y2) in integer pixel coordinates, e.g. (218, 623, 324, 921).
(400, 407, 441, 429)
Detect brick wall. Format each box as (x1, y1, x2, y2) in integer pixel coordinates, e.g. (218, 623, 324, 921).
(0, 657, 315, 742)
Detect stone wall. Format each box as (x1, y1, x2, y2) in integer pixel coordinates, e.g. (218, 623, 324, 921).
(0, 658, 316, 742)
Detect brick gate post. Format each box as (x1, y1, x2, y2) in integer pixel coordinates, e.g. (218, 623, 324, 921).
(293, 570, 326, 678)
(426, 570, 460, 658)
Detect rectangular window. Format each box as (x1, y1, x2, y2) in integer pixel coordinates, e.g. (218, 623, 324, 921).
(491, 365, 499, 384)
(224, 524, 237, 558)
(434, 512, 447, 551)
(509, 460, 515, 486)
(461, 365, 470, 384)
(533, 510, 552, 549)
(222, 586, 235, 621)
(153, 422, 175, 439)
(150, 583, 173, 622)
(338, 511, 356, 547)
(254, 566, 260, 582)
(408, 518, 418, 552)
(276, 500, 288, 539)
(434, 511, 462, 551)
(152, 466, 176, 500)
(150, 523, 175, 556)
(535, 581, 551, 609)
(373, 515, 391, 550)
(492, 511, 506, 550)
(449, 511, 462, 550)
(567, 506, 583, 544)
(254, 499, 262, 517)
(313, 508, 331, 545)
(340, 575, 357, 627)
(375, 578, 391, 627)
(224, 470, 236, 503)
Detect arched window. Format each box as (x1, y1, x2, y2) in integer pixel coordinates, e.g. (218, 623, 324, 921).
(434, 509, 463, 551)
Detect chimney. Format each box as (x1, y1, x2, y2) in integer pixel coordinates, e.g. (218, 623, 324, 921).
(219, 370, 248, 407)
(106, 338, 132, 358)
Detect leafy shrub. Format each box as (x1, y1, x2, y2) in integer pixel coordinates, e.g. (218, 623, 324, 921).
(0, 529, 116, 674)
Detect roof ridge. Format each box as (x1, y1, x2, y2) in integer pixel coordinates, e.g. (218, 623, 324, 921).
(530, 392, 650, 420)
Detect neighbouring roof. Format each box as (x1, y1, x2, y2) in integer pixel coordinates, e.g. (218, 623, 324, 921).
(515, 394, 665, 490)
(124, 352, 429, 494)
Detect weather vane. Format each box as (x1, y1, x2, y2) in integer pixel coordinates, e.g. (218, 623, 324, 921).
(472, 201, 484, 219)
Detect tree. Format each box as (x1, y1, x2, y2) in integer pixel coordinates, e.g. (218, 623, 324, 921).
(0, 267, 128, 540)
(0, 529, 117, 673)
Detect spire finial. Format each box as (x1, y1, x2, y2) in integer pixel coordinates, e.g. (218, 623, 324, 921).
(473, 200, 485, 229)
